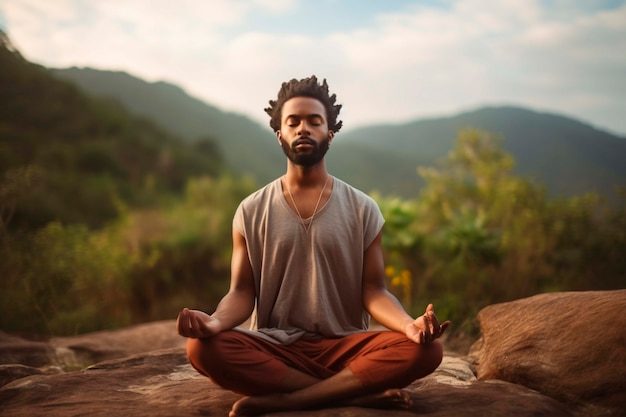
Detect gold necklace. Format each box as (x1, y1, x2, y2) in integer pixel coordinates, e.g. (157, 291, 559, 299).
(284, 175, 331, 233)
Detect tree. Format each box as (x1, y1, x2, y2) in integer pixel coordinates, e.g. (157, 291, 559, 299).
(380, 130, 554, 332)
(378, 129, 625, 336)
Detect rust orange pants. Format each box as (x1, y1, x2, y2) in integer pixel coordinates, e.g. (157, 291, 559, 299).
(186, 330, 443, 396)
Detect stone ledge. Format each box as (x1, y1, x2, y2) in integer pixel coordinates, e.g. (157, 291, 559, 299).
(2, 290, 625, 416)
(0, 348, 571, 417)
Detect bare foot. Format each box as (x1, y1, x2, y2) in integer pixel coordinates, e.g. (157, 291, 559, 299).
(229, 394, 292, 417)
(345, 389, 413, 409)
(229, 389, 412, 416)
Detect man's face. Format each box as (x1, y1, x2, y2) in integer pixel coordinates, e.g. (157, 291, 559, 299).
(277, 97, 334, 167)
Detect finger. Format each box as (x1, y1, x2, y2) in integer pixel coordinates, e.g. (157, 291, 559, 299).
(432, 320, 450, 339)
(176, 308, 190, 336)
(423, 312, 433, 339)
(191, 311, 214, 338)
(439, 320, 451, 336)
(429, 311, 441, 335)
(189, 311, 205, 337)
(184, 309, 196, 336)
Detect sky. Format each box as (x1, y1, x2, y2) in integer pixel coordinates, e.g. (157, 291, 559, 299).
(1, 0, 625, 136)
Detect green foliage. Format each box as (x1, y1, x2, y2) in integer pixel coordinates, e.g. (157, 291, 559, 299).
(0, 222, 134, 334)
(2, 126, 623, 339)
(0, 175, 257, 335)
(378, 130, 626, 338)
(118, 175, 256, 322)
(0, 165, 44, 231)
(0, 37, 246, 335)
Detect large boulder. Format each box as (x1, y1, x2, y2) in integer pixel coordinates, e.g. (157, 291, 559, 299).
(471, 290, 626, 417)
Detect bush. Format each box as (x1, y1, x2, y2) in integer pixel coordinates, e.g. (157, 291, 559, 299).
(376, 130, 626, 337)
(0, 174, 256, 336)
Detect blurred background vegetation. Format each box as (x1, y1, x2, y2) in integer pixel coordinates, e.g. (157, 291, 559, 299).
(1, 32, 624, 338)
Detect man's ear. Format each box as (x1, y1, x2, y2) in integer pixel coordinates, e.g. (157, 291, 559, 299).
(328, 130, 335, 145)
(276, 130, 282, 145)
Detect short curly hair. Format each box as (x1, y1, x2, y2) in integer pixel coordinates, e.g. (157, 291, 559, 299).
(264, 75, 343, 133)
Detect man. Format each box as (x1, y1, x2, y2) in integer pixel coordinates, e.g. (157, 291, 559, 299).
(177, 76, 449, 417)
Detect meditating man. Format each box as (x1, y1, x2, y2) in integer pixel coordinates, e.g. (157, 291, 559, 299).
(177, 75, 449, 416)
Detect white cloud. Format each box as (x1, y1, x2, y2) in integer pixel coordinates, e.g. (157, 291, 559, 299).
(1, 0, 625, 135)
(321, 0, 626, 131)
(250, 0, 297, 14)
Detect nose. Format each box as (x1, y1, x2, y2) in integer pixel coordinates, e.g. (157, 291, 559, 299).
(297, 120, 311, 136)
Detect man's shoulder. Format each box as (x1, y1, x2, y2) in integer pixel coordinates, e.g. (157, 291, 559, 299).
(334, 177, 378, 206)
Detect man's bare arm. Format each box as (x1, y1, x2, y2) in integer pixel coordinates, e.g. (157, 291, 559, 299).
(361, 231, 449, 343)
(177, 228, 256, 338)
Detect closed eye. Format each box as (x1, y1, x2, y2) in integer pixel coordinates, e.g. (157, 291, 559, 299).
(309, 116, 323, 126)
(284, 114, 325, 127)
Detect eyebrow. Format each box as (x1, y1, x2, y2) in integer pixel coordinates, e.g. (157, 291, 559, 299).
(285, 113, 325, 120)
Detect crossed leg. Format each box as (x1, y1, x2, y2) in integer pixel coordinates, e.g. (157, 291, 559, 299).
(186, 330, 443, 416)
(229, 367, 415, 417)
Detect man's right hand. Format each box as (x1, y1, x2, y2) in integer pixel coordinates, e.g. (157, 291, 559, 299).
(176, 308, 223, 338)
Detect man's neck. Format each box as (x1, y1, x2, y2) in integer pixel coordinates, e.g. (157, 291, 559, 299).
(284, 162, 329, 188)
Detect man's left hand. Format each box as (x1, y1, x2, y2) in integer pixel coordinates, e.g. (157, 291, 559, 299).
(405, 304, 451, 344)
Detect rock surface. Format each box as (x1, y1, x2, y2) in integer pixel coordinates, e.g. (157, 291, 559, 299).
(470, 289, 626, 417)
(1, 291, 624, 416)
(0, 348, 571, 417)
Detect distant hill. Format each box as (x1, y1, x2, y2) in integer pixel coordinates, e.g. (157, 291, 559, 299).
(51, 68, 284, 185)
(331, 107, 626, 198)
(52, 68, 626, 200)
(0, 32, 224, 230)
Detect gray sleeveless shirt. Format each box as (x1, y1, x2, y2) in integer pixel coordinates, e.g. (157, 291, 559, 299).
(233, 177, 384, 344)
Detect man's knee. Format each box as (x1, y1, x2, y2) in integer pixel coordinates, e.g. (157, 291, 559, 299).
(381, 333, 443, 376)
(408, 339, 443, 378)
(184, 331, 284, 395)
(185, 337, 208, 377)
(186, 331, 240, 370)
(186, 337, 206, 372)
(351, 333, 444, 392)
(388, 338, 442, 384)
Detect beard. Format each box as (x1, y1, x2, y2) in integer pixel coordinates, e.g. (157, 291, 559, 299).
(279, 135, 331, 167)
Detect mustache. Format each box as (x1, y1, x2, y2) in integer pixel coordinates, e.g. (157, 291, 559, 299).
(293, 137, 316, 147)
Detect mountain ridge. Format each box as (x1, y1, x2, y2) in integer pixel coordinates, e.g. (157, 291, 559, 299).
(51, 67, 284, 185)
(52, 67, 626, 200)
(333, 105, 626, 197)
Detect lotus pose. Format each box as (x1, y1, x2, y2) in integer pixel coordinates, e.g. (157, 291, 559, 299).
(177, 76, 450, 417)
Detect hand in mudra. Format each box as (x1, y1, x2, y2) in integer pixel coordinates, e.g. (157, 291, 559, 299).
(176, 308, 222, 339)
(405, 304, 450, 344)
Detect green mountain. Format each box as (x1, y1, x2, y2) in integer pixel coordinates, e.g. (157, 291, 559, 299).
(331, 107, 626, 198)
(52, 68, 626, 200)
(51, 67, 284, 185)
(0, 32, 224, 230)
